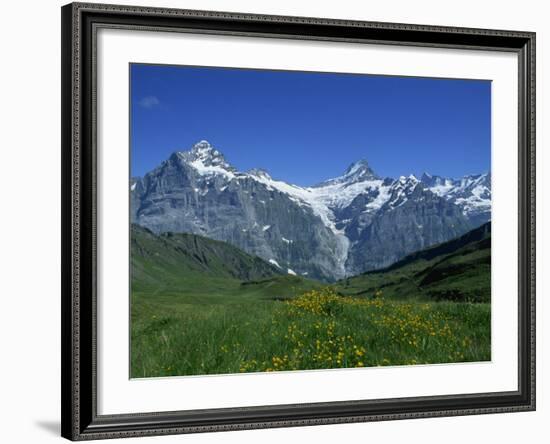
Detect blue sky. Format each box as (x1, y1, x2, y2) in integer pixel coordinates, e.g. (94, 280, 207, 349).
(131, 64, 491, 186)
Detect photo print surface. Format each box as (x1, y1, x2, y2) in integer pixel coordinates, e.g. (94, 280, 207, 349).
(129, 64, 491, 378)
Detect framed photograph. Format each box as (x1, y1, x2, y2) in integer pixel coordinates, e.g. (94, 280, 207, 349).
(61, 2, 536, 440)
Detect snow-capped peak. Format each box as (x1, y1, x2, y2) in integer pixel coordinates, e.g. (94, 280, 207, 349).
(384, 175, 423, 209)
(395, 175, 420, 192)
(398, 174, 419, 183)
(193, 139, 213, 151)
(316, 158, 379, 187)
(420, 172, 490, 197)
(344, 159, 374, 176)
(420, 173, 450, 189)
(419, 172, 491, 218)
(176, 140, 236, 179)
(248, 168, 272, 180)
(188, 140, 226, 164)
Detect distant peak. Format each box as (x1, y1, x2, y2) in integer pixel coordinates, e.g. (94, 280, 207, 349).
(395, 174, 420, 189)
(191, 140, 214, 153)
(184, 140, 223, 160)
(420, 172, 448, 187)
(420, 172, 491, 189)
(341, 159, 378, 182)
(463, 172, 491, 180)
(188, 140, 225, 161)
(175, 140, 235, 172)
(248, 168, 272, 180)
(384, 175, 423, 209)
(314, 157, 378, 187)
(399, 174, 419, 183)
(344, 159, 371, 176)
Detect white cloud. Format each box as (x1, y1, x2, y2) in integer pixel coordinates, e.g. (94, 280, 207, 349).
(138, 95, 160, 108)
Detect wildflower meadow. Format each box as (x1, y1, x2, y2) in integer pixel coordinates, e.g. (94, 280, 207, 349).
(131, 287, 490, 377)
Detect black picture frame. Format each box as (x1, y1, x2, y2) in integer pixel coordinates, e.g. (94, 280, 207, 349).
(61, 2, 536, 440)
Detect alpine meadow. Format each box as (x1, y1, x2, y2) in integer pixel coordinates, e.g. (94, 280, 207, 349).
(130, 64, 491, 378)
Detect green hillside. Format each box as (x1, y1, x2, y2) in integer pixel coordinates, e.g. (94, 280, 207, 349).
(335, 222, 491, 303)
(131, 224, 319, 303)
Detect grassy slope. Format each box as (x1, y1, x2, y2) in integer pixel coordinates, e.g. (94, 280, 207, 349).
(131, 224, 320, 304)
(335, 222, 491, 303)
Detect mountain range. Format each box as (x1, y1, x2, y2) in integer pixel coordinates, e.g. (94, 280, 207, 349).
(131, 140, 491, 281)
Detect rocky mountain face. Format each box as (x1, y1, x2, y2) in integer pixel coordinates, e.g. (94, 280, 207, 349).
(419, 172, 491, 226)
(343, 175, 473, 274)
(131, 140, 491, 281)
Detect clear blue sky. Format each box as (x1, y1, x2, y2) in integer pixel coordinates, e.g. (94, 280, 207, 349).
(131, 64, 491, 185)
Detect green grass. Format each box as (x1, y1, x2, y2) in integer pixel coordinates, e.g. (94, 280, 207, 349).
(131, 288, 490, 378)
